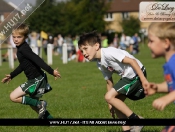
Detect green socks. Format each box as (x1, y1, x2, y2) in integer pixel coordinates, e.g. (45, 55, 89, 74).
(22, 96, 41, 107)
(21, 96, 53, 119)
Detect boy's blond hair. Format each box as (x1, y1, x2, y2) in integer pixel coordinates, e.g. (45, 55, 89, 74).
(148, 22, 175, 47)
(12, 23, 29, 37)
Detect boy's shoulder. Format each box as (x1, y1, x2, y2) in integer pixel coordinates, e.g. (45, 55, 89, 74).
(102, 47, 118, 51)
(170, 54, 175, 61)
(22, 42, 30, 47)
(102, 47, 127, 54)
(168, 54, 175, 63)
(167, 54, 175, 68)
(18, 42, 30, 51)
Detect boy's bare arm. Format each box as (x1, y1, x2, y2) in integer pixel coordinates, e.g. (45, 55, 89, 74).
(122, 56, 149, 90)
(163, 90, 175, 105)
(147, 81, 168, 96)
(156, 81, 168, 92)
(153, 90, 175, 111)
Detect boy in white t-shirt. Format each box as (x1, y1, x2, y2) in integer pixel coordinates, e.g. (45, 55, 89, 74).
(78, 31, 149, 132)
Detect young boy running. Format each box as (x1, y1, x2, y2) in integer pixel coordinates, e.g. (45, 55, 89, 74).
(146, 22, 175, 132)
(1, 23, 61, 119)
(78, 31, 149, 132)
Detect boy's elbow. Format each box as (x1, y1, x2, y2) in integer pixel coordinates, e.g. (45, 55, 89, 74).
(129, 58, 137, 66)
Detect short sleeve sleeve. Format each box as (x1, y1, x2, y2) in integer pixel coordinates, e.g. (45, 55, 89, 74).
(107, 48, 125, 62)
(97, 62, 112, 80)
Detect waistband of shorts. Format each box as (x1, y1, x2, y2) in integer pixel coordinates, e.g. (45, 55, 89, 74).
(141, 66, 145, 72)
(133, 66, 145, 78)
(28, 72, 46, 81)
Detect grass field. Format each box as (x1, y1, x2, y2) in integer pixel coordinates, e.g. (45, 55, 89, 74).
(0, 45, 174, 132)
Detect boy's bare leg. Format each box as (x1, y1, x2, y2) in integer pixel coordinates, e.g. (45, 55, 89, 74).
(10, 86, 26, 103)
(114, 94, 131, 131)
(10, 86, 49, 118)
(105, 88, 133, 117)
(105, 88, 139, 131)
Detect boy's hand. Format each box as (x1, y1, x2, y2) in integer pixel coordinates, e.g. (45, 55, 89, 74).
(152, 96, 168, 111)
(146, 82, 157, 96)
(1, 74, 11, 84)
(141, 79, 150, 95)
(53, 68, 61, 80)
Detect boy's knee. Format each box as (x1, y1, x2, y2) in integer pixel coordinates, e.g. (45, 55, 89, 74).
(9, 93, 16, 102)
(105, 93, 112, 103)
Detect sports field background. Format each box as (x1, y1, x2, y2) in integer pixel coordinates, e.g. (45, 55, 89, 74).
(0, 44, 174, 132)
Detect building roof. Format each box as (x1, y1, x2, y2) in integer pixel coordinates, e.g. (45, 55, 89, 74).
(0, 0, 15, 14)
(107, 0, 154, 13)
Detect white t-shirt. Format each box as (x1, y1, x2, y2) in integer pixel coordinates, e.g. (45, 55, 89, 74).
(58, 37, 63, 47)
(97, 47, 143, 80)
(121, 36, 134, 46)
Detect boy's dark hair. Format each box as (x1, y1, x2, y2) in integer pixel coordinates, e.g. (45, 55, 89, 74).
(78, 31, 101, 48)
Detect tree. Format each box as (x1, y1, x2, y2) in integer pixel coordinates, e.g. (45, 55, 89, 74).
(119, 16, 140, 36)
(57, 0, 109, 35)
(26, 0, 65, 35)
(26, 0, 109, 36)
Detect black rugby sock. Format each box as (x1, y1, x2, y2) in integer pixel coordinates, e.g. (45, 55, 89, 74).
(128, 113, 140, 119)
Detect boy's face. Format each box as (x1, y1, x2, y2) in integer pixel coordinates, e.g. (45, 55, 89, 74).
(12, 32, 26, 46)
(148, 33, 166, 58)
(79, 43, 100, 61)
